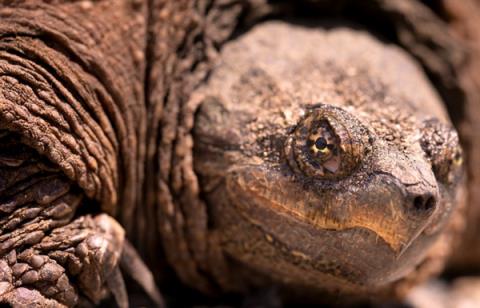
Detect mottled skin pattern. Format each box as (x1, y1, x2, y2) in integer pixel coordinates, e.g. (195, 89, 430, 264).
(193, 22, 465, 301)
(0, 0, 475, 307)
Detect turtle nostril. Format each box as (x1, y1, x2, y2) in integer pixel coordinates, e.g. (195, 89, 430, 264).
(413, 194, 437, 212)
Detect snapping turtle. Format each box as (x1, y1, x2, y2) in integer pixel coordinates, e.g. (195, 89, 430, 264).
(0, 0, 478, 307)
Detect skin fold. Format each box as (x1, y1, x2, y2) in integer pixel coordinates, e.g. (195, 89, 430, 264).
(0, 1, 162, 307)
(0, 0, 473, 307)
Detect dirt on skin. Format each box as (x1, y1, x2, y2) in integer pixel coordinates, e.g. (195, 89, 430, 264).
(0, 0, 479, 307)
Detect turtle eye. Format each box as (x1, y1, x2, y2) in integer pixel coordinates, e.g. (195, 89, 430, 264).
(304, 121, 341, 174)
(420, 118, 463, 184)
(285, 105, 368, 179)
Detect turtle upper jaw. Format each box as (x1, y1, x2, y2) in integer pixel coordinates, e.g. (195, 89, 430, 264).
(227, 158, 441, 246)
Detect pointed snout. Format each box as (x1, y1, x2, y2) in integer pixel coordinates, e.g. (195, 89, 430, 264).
(363, 150, 442, 256)
(374, 151, 440, 217)
(405, 184, 438, 214)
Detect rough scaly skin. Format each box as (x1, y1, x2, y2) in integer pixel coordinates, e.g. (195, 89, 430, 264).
(0, 0, 247, 305)
(0, 0, 472, 306)
(0, 1, 158, 306)
(192, 21, 465, 300)
(145, 2, 469, 302)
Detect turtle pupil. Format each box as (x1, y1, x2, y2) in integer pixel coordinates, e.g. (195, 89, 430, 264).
(315, 137, 328, 150)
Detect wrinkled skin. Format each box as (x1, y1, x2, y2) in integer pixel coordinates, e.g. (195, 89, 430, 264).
(0, 1, 160, 307)
(0, 0, 473, 307)
(193, 22, 465, 299)
(0, 131, 129, 307)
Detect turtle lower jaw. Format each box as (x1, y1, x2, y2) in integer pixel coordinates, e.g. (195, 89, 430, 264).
(217, 195, 441, 292)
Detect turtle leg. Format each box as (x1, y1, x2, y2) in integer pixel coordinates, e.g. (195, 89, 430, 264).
(0, 132, 163, 307)
(0, 211, 164, 308)
(0, 214, 124, 307)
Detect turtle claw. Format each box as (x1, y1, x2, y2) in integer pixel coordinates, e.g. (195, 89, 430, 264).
(0, 133, 164, 307)
(120, 240, 166, 308)
(0, 212, 165, 308)
(106, 267, 128, 308)
(3, 213, 164, 308)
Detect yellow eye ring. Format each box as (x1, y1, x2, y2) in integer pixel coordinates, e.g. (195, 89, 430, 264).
(286, 104, 370, 179)
(310, 137, 331, 155)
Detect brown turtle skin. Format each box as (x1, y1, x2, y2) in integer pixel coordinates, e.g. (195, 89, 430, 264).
(0, 0, 475, 307)
(192, 21, 465, 301)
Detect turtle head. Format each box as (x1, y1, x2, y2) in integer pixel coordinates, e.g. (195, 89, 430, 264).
(192, 22, 464, 294)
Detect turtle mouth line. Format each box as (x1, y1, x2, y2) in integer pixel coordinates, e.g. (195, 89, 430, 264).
(226, 168, 434, 255)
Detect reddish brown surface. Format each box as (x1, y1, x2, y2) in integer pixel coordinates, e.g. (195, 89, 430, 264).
(0, 1, 148, 306)
(0, 0, 477, 307)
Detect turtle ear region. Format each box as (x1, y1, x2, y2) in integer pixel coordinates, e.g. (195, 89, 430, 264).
(285, 104, 373, 180)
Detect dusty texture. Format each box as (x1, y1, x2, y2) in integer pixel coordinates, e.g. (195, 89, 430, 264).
(133, 0, 471, 304)
(0, 0, 475, 307)
(144, 1, 469, 304)
(192, 21, 464, 301)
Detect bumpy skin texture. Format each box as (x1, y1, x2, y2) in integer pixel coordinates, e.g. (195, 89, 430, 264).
(143, 0, 246, 293)
(0, 1, 150, 306)
(145, 2, 471, 303)
(0, 132, 130, 307)
(0, 0, 473, 307)
(192, 21, 465, 300)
